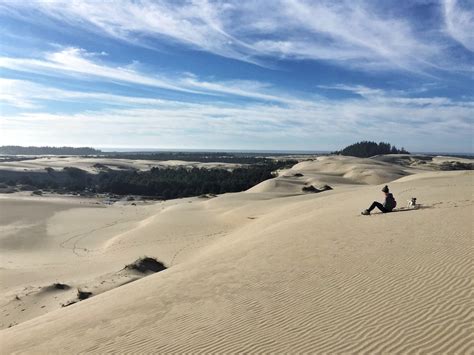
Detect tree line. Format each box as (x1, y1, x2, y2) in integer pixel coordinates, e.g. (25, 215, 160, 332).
(1, 160, 297, 199)
(333, 141, 409, 158)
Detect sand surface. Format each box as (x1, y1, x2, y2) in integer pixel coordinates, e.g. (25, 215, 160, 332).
(0, 155, 472, 353)
(0, 156, 244, 173)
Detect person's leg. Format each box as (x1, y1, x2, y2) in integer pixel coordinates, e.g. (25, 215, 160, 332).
(367, 201, 388, 213)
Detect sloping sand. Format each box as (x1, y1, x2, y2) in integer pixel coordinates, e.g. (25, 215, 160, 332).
(373, 154, 473, 171)
(248, 155, 412, 194)
(0, 156, 472, 353)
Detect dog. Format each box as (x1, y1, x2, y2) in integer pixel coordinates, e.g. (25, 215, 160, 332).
(407, 197, 417, 209)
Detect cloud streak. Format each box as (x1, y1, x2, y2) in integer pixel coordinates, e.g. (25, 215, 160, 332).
(0, 1, 472, 153)
(0, 47, 313, 106)
(0, 78, 174, 109)
(1, 78, 472, 152)
(1, 0, 469, 73)
(443, 0, 474, 52)
(0, 47, 199, 94)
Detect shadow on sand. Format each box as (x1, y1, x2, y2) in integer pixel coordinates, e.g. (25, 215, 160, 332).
(392, 205, 433, 213)
(360, 205, 433, 216)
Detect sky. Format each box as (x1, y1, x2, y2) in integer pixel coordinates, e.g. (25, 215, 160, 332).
(0, 0, 473, 153)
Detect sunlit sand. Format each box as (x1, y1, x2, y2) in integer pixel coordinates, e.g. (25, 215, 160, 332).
(1, 155, 472, 353)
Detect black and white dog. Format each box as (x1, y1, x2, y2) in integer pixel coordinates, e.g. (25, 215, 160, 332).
(407, 197, 417, 209)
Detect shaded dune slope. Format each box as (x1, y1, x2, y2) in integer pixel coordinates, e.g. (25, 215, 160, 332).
(247, 155, 411, 194)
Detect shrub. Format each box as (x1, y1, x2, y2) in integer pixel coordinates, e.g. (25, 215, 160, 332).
(302, 184, 333, 193)
(125, 257, 166, 273)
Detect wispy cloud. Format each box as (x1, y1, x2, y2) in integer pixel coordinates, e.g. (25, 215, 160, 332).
(443, 0, 474, 52)
(0, 1, 472, 152)
(316, 84, 458, 105)
(0, 78, 173, 109)
(0, 0, 261, 64)
(0, 47, 311, 105)
(1, 78, 472, 151)
(1, 0, 468, 73)
(0, 47, 200, 94)
(246, 0, 442, 72)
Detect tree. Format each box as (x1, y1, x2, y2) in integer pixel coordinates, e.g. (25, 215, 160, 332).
(334, 141, 410, 158)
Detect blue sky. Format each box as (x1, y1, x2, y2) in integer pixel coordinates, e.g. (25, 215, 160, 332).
(0, 0, 473, 152)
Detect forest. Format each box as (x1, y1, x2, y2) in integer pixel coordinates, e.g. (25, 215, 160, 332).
(0, 159, 297, 199)
(334, 141, 409, 158)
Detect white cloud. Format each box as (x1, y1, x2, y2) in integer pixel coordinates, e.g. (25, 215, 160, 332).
(248, 0, 441, 72)
(0, 78, 173, 108)
(316, 84, 386, 97)
(0, 47, 199, 94)
(1, 80, 472, 152)
(0, 48, 311, 105)
(315, 84, 461, 106)
(1, 0, 465, 72)
(443, 0, 474, 52)
(10, 0, 260, 64)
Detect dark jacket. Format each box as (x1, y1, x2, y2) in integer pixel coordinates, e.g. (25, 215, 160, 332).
(383, 193, 396, 211)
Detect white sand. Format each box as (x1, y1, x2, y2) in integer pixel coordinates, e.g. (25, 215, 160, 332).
(0, 156, 472, 353)
(0, 156, 243, 173)
(248, 155, 413, 195)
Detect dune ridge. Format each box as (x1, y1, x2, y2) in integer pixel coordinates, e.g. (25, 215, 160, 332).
(0, 156, 244, 174)
(0, 156, 472, 353)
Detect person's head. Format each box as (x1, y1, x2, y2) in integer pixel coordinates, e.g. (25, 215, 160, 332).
(382, 185, 389, 194)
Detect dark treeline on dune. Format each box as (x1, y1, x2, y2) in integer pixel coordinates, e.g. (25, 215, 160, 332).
(333, 141, 409, 158)
(96, 162, 293, 198)
(0, 160, 297, 199)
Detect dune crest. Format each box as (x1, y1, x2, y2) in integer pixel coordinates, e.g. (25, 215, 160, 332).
(247, 155, 411, 194)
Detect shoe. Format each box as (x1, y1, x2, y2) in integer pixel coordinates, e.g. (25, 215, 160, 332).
(361, 210, 370, 215)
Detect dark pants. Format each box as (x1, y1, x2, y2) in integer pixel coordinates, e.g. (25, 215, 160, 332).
(367, 201, 389, 213)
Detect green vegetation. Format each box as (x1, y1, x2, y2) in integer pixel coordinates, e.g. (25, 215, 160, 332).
(0, 159, 297, 199)
(125, 257, 166, 273)
(96, 161, 292, 198)
(334, 141, 409, 158)
(439, 161, 473, 170)
(302, 184, 332, 193)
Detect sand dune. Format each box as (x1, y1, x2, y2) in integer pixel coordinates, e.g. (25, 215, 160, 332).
(248, 155, 412, 194)
(0, 156, 243, 174)
(374, 154, 473, 170)
(0, 156, 472, 353)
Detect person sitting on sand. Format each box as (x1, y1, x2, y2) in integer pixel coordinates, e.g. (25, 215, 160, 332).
(361, 185, 396, 215)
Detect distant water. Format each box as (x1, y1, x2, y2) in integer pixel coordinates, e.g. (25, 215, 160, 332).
(413, 152, 473, 157)
(99, 148, 331, 155)
(98, 147, 472, 157)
